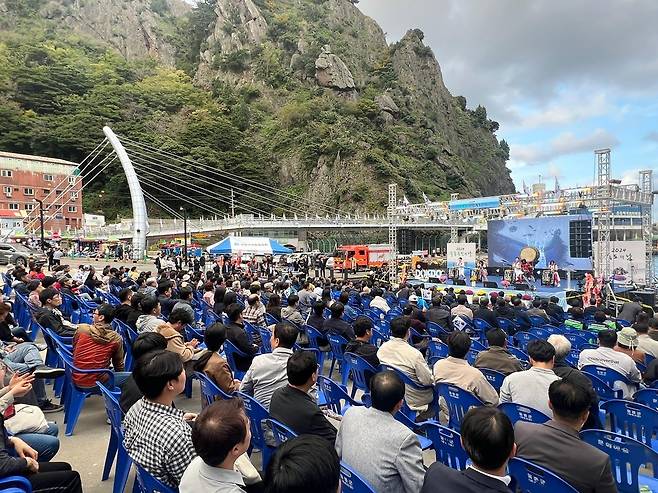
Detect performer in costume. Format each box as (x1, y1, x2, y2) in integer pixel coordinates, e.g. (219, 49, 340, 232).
(456, 257, 465, 280)
(477, 259, 488, 282)
(512, 257, 523, 283)
(583, 272, 595, 305)
(549, 260, 560, 287)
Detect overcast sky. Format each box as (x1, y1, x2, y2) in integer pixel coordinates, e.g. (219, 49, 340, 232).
(357, 0, 658, 200)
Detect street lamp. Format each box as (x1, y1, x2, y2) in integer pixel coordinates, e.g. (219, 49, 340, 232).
(180, 206, 188, 264)
(32, 198, 45, 252)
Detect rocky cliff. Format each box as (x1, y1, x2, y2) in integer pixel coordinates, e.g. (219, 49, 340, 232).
(0, 0, 515, 217)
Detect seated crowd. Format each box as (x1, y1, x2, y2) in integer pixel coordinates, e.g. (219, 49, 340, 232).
(1, 260, 658, 493)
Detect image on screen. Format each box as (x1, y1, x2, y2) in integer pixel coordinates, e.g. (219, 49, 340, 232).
(487, 215, 593, 270)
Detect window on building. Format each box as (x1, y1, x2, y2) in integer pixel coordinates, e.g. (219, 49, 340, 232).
(24, 188, 34, 196)
(65, 218, 70, 226)
(3, 186, 11, 195)
(1, 170, 12, 178)
(68, 176, 76, 185)
(68, 206, 77, 213)
(56, 190, 63, 196)
(8, 203, 19, 210)
(24, 203, 35, 211)
(43, 174, 54, 182)
(70, 191, 78, 200)
(43, 189, 50, 195)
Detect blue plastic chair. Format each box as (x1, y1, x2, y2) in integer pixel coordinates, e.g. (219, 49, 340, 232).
(134, 464, 177, 493)
(56, 347, 115, 436)
(264, 312, 279, 326)
(581, 365, 638, 398)
(235, 391, 273, 469)
(580, 430, 658, 493)
(479, 368, 506, 392)
(370, 328, 388, 348)
(340, 462, 377, 493)
(303, 325, 329, 374)
(0, 476, 32, 493)
(264, 418, 298, 446)
(427, 321, 451, 340)
(465, 349, 480, 366)
(327, 333, 350, 381)
(529, 315, 549, 327)
(343, 352, 380, 397)
(581, 371, 624, 401)
(600, 399, 658, 448)
(222, 340, 250, 380)
(257, 327, 272, 353)
(184, 324, 204, 343)
(112, 319, 135, 371)
(428, 339, 450, 364)
(473, 318, 495, 336)
(634, 388, 658, 411)
(317, 375, 362, 415)
(499, 402, 550, 425)
(436, 383, 484, 432)
(508, 457, 578, 492)
(529, 327, 551, 340)
(193, 371, 233, 407)
(515, 331, 540, 351)
(417, 422, 468, 470)
(497, 317, 519, 334)
(97, 382, 132, 493)
(507, 346, 530, 367)
(381, 364, 435, 421)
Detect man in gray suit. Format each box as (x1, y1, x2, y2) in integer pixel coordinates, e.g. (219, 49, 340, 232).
(514, 379, 616, 493)
(335, 371, 425, 493)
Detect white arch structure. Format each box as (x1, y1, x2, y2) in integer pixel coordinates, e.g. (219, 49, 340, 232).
(103, 126, 148, 260)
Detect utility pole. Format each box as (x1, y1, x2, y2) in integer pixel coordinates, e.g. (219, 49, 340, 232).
(33, 198, 45, 252)
(230, 188, 235, 219)
(179, 207, 188, 264)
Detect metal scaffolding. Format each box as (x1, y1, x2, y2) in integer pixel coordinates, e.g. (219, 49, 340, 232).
(388, 184, 398, 286)
(639, 169, 654, 285)
(594, 148, 611, 281)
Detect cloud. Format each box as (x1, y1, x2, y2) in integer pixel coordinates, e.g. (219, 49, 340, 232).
(511, 92, 612, 128)
(510, 129, 620, 165)
(645, 131, 658, 142)
(357, 1, 658, 126)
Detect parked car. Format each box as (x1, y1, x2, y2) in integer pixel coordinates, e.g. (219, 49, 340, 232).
(0, 243, 47, 267)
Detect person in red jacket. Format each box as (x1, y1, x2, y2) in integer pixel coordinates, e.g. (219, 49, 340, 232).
(72, 303, 128, 389)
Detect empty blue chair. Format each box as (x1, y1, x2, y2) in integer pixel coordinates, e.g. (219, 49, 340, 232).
(134, 464, 177, 493)
(56, 348, 115, 436)
(470, 339, 487, 351)
(564, 332, 590, 350)
(479, 368, 506, 392)
(0, 476, 32, 493)
(222, 340, 250, 380)
(428, 339, 450, 364)
(303, 325, 329, 374)
(529, 315, 549, 327)
(264, 418, 297, 446)
(327, 333, 350, 381)
(340, 462, 377, 493)
(417, 422, 468, 470)
(193, 371, 233, 407)
(427, 321, 451, 340)
(529, 327, 551, 340)
(580, 430, 658, 493)
(634, 388, 658, 411)
(600, 400, 658, 448)
(264, 312, 279, 326)
(370, 328, 388, 348)
(258, 327, 272, 353)
(473, 318, 495, 337)
(236, 391, 273, 469)
(499, 402, 550, 425)
(507, 346, 530, 367)
(343, 352, 380, 397)
(509, 457, 578, 493)
(97, 382, 132, 493)
(515, 331, 540, 351)
(436, 383, 484, 432)
(318, 376, 362, 415)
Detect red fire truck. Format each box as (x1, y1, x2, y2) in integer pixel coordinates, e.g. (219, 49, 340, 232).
(334, 244, 392, 271)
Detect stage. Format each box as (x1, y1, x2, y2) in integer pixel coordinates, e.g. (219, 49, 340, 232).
(407, 274, 575, 308)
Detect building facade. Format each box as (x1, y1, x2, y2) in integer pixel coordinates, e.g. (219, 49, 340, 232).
(0, 151, 83, 236)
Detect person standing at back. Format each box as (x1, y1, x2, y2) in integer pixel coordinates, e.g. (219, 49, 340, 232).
(618, 296, 643, 324)
(336, 371, 425, 493)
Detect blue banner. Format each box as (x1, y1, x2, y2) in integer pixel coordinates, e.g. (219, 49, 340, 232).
(449, 197, 500, 211)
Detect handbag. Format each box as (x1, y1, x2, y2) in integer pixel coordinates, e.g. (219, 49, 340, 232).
(5, 404, 48, 434)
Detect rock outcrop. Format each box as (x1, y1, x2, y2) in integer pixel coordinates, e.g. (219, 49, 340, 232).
(314, 45, 355, 91)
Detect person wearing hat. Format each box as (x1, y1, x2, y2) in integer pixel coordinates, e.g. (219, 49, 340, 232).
(613, 327, 645, 364)
(578, 329, 641, 398)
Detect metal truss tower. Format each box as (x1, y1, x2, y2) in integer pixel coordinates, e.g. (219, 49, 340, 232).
(594, 149, 611, 281)
(450, 193, 459, 243)
(639, 170, 654, 286)
(388, 184, 398, 286)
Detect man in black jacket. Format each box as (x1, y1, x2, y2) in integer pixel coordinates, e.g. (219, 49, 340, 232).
(323, 302, 355, 341)
(344, 316, 380, 370)
(113, 288, 140, 326)
(511, 297, 532, 331)
(545, 296, 566, 323)
(421, 407, 514, 492)
(224, 303, 259, 372)
(270, 351, 337, 443)
(35, 288, 76, 338)
(427, 296, 451, 329)
(473, 299, 500, 329)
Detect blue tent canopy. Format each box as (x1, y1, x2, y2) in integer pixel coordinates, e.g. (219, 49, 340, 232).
(206, 236, 293, 255)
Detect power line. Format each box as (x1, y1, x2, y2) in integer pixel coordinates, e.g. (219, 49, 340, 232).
(142, 189, 183, 219)
(118, 135, 348, 216)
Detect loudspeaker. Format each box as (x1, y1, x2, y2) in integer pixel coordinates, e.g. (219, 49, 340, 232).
(514, 283, 530, 290)
(483, 281, 498, 288)
(569, 219, 593, 258)
(453, 279, 466, 286)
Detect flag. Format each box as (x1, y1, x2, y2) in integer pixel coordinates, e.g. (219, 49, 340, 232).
(402, 195, 410, 206)
(522, 180, 530, 195)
